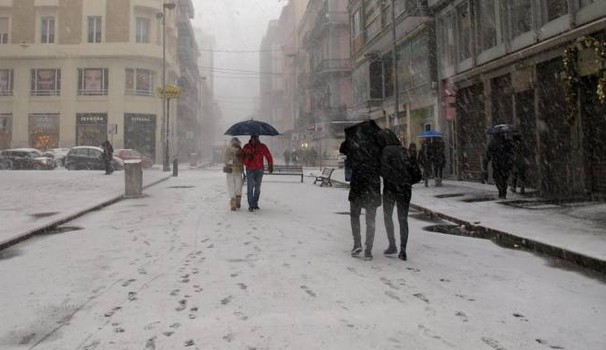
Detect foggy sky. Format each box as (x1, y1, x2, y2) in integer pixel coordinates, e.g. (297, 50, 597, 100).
(192, 0, 287, 128)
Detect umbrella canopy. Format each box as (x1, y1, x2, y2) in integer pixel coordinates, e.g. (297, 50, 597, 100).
(224, 119, 279, 136)
(417, 130, 444, 138)
(486, 124, 518, 135)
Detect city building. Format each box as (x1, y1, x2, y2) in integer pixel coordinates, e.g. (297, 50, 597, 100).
(0, 0, 182, 163)
(348, 0, 436, 148)
(430, 0, 606, 199)
(298, 0, 352, 160)
(196, 29, 219, 159)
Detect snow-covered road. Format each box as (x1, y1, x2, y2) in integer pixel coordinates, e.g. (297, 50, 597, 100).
(0, 170, 604, 349)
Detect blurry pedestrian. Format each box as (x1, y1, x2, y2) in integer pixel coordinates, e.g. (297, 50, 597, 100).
(430, 137, 446, 186)
(339, 120, 381, 261)
(101, 140, 113, 175)
(243, 135, 274, 212)
(291, 149, 299, 165)
(483, 133, 514, 199)
(511, 134, 528, 194)
(418, 139, 432, 187)
(283, 149, 291, 166)
(224, 137, 244, 211)
(408, 142, 418, 162)
(377, 129, 417, 261)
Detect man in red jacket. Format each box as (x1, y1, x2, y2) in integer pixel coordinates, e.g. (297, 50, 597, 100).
(242, 135, 273, 212)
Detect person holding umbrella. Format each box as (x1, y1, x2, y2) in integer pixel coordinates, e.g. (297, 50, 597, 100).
(483, 125, 515, 199)
(242, 135, 274, 211)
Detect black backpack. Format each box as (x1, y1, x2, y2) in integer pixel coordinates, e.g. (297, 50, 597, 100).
(408, 156, 422, 184)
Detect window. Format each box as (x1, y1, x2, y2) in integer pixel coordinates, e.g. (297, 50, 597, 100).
(87, 16, 102, 43)
(78, 68, 108, 95)
(580, 0, 595, 7)
(351, 10, 362, 38)
(0, 69, 13, 96)
(441, 13, 456, 66)
(510, 0, 533, 38)
(478, 0, 498, 51)
(136, 18, 150, 43)
(0, 114, 11, 133)
(126, 68, 154, 96)
(457, 3, 472, 62)
(41, 17, 55, 43)
(0, 17, 8, 44)
(544, 0, 568, 22)
(30, 69, 61, 96)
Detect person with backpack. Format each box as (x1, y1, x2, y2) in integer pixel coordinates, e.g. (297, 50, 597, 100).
(377, 129, 421, 261)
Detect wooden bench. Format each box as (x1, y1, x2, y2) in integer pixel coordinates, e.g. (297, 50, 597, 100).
(314, 167, 334, 187)
(263, 164, 304, 183)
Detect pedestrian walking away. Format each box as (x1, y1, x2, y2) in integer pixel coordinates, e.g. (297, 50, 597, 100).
(511, 133, 528, 194)
(339, 120, 381, 261)
(377, 129, 418, 261)
(483, 133, 515, 199)
(242, 135, 274, 212)
(101, 140, 114, 175)
(283, 149, 291, 166)
(224, 137, 245, 211)
(418, 139, 432, 187)
(430, 137, 446, 186)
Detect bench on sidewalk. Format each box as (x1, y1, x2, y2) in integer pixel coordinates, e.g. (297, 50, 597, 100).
(264, 164, 304, 183)
(314, 167, 334, 187)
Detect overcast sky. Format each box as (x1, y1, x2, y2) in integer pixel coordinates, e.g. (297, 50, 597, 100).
(191, 0, 287, 127)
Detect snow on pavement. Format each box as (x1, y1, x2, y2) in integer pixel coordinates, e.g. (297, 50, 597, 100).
(0, 170, 604, 349)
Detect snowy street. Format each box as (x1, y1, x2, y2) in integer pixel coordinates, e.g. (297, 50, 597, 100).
(0, 170, 605, 349)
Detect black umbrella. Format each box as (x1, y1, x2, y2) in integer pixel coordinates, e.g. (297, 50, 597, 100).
(486, 124, 518, 135)
(224, 119, 280, 136)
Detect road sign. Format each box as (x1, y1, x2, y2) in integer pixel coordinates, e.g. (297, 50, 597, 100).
(107, 123, 118, 135)
(156, 84, 182, 99)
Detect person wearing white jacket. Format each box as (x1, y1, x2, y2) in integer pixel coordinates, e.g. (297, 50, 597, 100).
(224, 137, 245, 210)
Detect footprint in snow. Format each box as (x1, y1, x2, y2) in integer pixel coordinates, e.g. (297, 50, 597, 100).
(170, 289, 179, 296)
(189, 307, 198, 319)
(300, 285, 317, 297)
(238, 283, 248, 290)
(176, 299, 187, 311)
(221, 296, 234, 305)
(455, 311, 469, 322)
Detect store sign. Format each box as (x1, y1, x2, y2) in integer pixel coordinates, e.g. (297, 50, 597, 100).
(156, 84, 182, 99)
(77, 113, 108, 125)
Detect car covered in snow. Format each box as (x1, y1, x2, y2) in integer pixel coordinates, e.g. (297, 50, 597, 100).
(64, 146, 124, 171)
(114, 148, 154, 168)
(0, 148, 57, 170)
(42, 148, 70, 167)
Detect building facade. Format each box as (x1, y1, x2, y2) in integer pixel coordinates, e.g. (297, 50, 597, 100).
(196, 30, 219, 159)
(0, 0, 181, 163)
(430, 0, 606, 199)
(348, 0, 436, 149)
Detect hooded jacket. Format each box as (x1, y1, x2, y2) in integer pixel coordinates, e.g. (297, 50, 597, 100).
(377, 129, 413, 194)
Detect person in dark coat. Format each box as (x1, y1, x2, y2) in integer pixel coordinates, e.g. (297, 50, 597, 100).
(418, 139, 432, 187)
(483, 133, 514, 199)
(339, 120, 381, 260)
(510, 134, 527, 194)
(430, 137, 446, 186)
(377, 129, 413, 261)
(101, 140, 113, 175)
(408, 142, 418, 163)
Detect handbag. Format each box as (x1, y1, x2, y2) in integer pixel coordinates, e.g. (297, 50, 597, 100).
(222, 165, 233, 173)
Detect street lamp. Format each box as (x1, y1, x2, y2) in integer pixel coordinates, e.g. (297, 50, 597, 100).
(158, 1, 176, 171)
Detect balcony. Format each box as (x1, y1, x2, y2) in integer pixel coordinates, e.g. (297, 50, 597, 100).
(313, 59, 351, 74)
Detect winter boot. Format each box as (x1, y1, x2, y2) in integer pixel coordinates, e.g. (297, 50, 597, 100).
(398, 250, 407, 261)
(384, 245, 397, 256)
(235, 195, 242, 209)
(230, 198, 236, 211)
(364, 250, 373, 261)
(351, 245, 362, 257)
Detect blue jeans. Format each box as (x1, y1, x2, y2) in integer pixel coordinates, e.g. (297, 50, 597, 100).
(246, 169, 264, 208)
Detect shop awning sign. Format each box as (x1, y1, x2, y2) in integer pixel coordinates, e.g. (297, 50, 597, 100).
(156, 84, 182, 99)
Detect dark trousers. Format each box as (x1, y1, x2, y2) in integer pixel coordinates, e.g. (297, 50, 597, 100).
(494, 170, 510, 198)
(246, 169, 264, 207)
(511, 166, 526, 189)
(383, 187, 411, 251)
(432, 165, 443, 179)
(104, 159, 113, 174)
(350, 201, 377, 253)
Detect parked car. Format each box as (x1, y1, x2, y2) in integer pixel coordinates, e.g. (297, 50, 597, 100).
(64, 146, 124, 171)
(0, 148, 57, 170)
(114, 148, 154, 168)
(0, 153, 12, 170)
(43, 148, 70, 167)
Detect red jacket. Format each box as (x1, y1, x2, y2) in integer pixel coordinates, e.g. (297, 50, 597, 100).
(242, 142, 273, 170)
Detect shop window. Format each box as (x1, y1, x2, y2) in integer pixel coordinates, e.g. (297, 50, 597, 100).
(0, 17, 8, 44)
(76, 113, 107, 146)
(126, 68, 154, 96)
(544, 0, 568, 22)
(78, 68, 108, 96)
(30, 69, 61, 96)
(0, 69, 13, 96)
(28, 114, 59, 149)
(41, 16, 55, 44)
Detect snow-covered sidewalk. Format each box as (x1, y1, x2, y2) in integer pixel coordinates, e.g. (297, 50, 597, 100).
(0, 168, 171, 248)
(312, 168, 606, 268)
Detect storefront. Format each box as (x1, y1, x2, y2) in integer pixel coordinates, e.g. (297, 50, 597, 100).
(76, 113, 108, 146)
(124, 114, 156, 161)
(28, 114, 59, 150)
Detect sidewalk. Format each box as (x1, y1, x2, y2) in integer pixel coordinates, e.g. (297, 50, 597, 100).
(311, 167, 606, 273)
(0, 168, 172, 250)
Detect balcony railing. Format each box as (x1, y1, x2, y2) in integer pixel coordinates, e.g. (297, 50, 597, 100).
(313, 59, 351, 74)
(315, 11, 348, 27)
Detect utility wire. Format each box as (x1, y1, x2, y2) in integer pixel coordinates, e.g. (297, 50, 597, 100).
(199, 48, 281, 53)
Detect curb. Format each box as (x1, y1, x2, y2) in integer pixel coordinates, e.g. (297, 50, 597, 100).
(328, 176, 605, 274)
(0, 175, 172, 251)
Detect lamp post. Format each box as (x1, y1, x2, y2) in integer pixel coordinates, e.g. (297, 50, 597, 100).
(159, 1, 176, 172)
